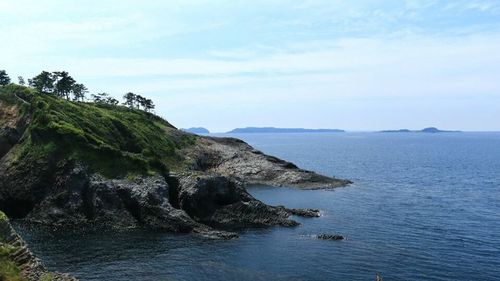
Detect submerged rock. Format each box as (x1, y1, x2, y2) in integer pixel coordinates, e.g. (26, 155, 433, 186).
(317, 234, 346, 240)
(287, 208, 321, 217)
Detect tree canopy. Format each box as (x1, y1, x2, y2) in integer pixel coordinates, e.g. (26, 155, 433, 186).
(123, 92, 155, 112)
(3, 69, 156, 113)
(91, 92, 119, 105)
(54, 71, 76, 100)
(28, 71, 55, 94)
(18, 76, 25, 86)
(0, 70, 10, 86)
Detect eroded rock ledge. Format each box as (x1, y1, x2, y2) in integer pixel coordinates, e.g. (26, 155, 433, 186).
(185, 136, 352, 189)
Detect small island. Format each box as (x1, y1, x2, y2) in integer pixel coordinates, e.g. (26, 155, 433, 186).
(227, 127, 345, 134)
(380, 127, 461, 133)
(181, 127, 210, 134)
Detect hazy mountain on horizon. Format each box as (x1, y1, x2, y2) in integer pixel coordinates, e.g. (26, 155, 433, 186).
(380, 127, 461, 133)
(227, 127, 345, 134)
(181, 127, 210, 134)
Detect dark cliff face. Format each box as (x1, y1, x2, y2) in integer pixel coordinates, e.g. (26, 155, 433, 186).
(0, 85, 350, 238)
(12, 162, 313, 238)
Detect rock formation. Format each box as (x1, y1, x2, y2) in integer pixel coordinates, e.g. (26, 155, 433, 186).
(0, 85, 351, 239)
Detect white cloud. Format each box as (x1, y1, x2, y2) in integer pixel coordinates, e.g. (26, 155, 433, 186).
(1, 0, 500, 130)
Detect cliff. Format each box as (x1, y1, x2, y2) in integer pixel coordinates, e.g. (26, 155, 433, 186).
(0, 84, 351, 238)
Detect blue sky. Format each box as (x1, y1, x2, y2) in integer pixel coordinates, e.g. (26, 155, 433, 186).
(1, 0, 500, 131)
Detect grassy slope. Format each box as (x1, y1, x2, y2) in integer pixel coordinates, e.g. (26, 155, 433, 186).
(0, 212, 25, 281)
(0, 84, 197, 178)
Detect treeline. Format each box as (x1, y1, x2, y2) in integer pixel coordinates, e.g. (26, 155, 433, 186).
(0, 69, 155, 112)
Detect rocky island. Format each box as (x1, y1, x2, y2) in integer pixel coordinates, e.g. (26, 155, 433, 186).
(0, 84, 350, 242)
(181, 127, 210, 134)
(380, 127, 461, 133)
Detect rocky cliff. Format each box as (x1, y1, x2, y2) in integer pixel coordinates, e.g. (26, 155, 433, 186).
(0, 84, 351, 238)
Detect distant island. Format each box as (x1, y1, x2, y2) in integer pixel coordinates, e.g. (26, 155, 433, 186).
(227, 127, 345, 134)
(381, 127, 461, 133)
(181, 127, 210, 134)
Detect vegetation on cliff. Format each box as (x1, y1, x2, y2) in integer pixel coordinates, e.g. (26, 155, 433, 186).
(0, 84, 196, 178)
(0, 211, 25, 281)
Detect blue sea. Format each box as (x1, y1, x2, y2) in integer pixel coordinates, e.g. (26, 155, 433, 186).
(15, 132, 500, 280)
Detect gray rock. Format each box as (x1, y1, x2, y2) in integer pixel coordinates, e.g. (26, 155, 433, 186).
(25, 163, 237, 238)
(317, 234, 346, 240)
(170, 174, 300, 228)
(184, 136, 352, 189)
(14, 162, 321, 238)
(288, 208, 321, 217)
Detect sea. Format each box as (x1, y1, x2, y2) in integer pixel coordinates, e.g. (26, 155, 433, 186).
(15, 132, 500, 281)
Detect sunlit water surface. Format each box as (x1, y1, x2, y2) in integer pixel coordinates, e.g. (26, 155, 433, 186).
(15, 132, 500, 280)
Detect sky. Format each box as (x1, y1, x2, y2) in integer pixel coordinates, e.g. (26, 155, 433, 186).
(1, 0, 500, 132)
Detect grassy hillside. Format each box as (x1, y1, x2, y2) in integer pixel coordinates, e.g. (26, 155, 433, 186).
(0, 84, 197, 178)
(0, 211, 25, 281)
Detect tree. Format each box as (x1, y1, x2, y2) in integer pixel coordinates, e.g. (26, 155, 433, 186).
(135, 95, 146, 109)
(91, 93, 118, 106)
(91, 93, 107, 104)
(0, 70, 10, 86)
(29, 71, 55, 94)
(123, 92, 136, 108)
(18, 76, 25, 86)
(53, 71, 76, 100)
(144, 99, 155, 112)
(106, 97, 119, 106)
(72, 83, 88, 102)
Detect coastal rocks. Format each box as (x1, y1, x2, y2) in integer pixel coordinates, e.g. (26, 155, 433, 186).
(0, 156, 342, 239)
(169, 174, 318, 229)
(9, 162, 320, 238)
(288, 208, 320, 217)
(0, 213, 77, 281)
(25, 163, 237, 238)
(186, 137, 352, 189)
(317, 234, 346, 241)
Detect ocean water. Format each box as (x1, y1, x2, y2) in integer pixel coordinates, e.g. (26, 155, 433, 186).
(15, 132, 500, 281)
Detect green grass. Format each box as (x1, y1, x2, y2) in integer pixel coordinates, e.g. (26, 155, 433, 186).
(0, 84, 198, 178)
(0, 212, 7, 222)
(0, 212, 25, 281)
(0, 256, 25, 281)
(40, 273, 54, 281)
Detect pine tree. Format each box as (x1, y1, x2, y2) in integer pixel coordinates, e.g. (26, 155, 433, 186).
(0, 70, 11, 86)
(18, 76, 25, 86)
(28, 71, 55, 94)
(123, 92, 136, 108)
(53, 71, 76, 100)
(72, 83, 88, 102)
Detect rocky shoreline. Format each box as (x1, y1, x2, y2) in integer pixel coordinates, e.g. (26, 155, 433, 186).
(1, 86, 352, 278)
(16, 163, 326, 239)
(1, 100, 350, 238)
(0, 212, 77, 281)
